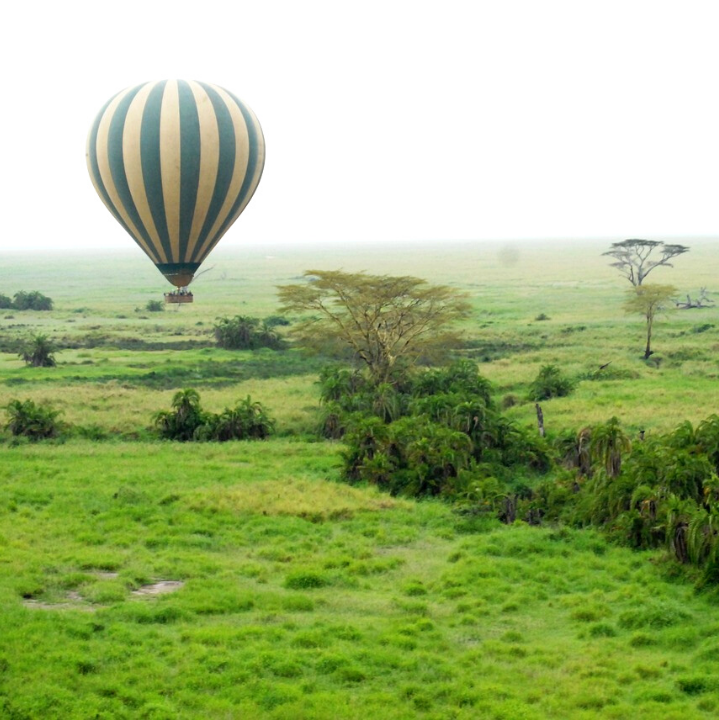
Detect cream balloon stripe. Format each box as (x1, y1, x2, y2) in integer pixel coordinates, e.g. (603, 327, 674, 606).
(87, 80, 265, 286)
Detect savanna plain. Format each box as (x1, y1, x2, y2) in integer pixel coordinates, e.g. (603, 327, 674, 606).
(1, 239, 718, 719)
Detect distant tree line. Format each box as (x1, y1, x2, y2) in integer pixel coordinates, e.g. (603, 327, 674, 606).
(0, 291, 53, 311)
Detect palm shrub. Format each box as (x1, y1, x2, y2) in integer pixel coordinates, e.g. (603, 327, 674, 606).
(207, 396, 274, 440)
(256, 320, 284, 350)
(666, 495, 695, 564)
(553, 427, 592, 475)
(660, 450, 712, 503)
(153, 390, 274, 442)
(412, 359, 493, 405)
(317, 401, 347, 439)
(20, 334, 57, 367)
(527, 364, 575, 401)
(335, 357, 556, 500)
(687, 505, 719, 567)
(403, 423, 473, 496)
(153, 389, 208, 441)
(5, 399, 62, 440)
(589, 416, 631, 478)
(343, 416, 390, 483)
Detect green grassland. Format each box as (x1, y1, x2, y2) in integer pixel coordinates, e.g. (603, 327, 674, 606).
(1, 239, 718, 718)
(3, 442, 719, 719)
(2, 239, 718, 434)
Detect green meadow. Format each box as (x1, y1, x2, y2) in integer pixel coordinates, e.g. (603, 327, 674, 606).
(1, 239, 718, 718)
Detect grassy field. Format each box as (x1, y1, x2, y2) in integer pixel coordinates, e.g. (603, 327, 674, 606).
(2, 239, 718, 435)
(1, 239, 719, 718)
(3, 442, 719, 719)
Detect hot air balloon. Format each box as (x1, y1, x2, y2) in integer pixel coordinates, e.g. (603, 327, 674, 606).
(86, 79, 265, 303)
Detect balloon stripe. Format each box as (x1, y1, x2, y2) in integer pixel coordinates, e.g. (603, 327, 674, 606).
(160, 80, 182, 260)
(123, 82, 166, 263)
(177, 80, 201, 262)
(86, 96, 138, 243)
(199, 85, 251, 251)
(208, 92, 265, 251)
(103, 86, 163, 264)
(185, 81, 220, 261)
(190, 82, 237, 263)
(140, 80, 174, 263)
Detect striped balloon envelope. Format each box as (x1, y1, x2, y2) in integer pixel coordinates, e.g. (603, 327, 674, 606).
(86, 79, 265, 289)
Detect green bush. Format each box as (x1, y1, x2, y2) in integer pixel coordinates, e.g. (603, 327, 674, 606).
(153, 389, 207, 441)
(528, 364, 575, 401)
(197, 396, 275, 441)
(153, 389, 274, 442)
(326, 358, 553, 501)
(213, 315, 284, 350)
(0, 293, 12, 309)
(12, 290, 53, 311)
(5, 399, 63, 440)
(19, 334, 57, 367)
(145, 300, 164, 312)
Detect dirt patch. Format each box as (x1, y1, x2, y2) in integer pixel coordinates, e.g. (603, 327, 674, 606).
(23, 598, 96, 612)
(131, 581, 184, 596)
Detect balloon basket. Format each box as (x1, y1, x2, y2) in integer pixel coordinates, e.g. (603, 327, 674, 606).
(164, 291, 194, 304)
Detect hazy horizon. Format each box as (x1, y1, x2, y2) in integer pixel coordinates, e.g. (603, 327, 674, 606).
(4, 1, 718, 256)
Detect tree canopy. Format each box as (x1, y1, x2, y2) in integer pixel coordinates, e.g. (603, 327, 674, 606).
(623, 283, 676, 359)
(277, 270, 472, 384)
(603, 239, 689, 286)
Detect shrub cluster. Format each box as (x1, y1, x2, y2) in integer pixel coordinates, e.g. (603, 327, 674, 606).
(4, 399, 63, 440)
(20, 334, 57, 367)
(527, 364, 575, 401)
(153, 389, 274, 442)
(522, 414, 719, 585)
(0, 291, 53, 311)
(213, 316, 285, 350)
(320, 360, 551, 498)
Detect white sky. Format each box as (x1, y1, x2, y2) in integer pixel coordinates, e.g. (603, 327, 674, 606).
(2, 0, 719, 254)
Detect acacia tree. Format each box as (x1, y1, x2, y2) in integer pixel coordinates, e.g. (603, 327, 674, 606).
(623, 283, 676, 359)
(604, 239, 689, 286)
(277, 270, 471, 385)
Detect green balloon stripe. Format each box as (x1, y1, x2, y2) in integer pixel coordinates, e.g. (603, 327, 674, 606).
(177, 80, 202, 262)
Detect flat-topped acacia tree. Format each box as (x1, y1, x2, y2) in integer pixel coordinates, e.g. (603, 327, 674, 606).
(603, 239, 689, 286)
(277, 270, 472, 385)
